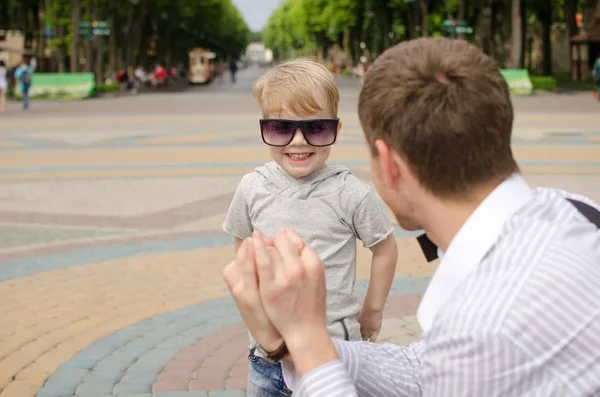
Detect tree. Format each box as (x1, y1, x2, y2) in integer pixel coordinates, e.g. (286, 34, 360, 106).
(0, 0, 251, 77)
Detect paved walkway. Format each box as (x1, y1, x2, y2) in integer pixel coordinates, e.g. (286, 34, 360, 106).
(0, 65, 599, 397)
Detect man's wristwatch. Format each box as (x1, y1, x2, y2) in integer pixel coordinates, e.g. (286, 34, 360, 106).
(251, 342, 289, 363)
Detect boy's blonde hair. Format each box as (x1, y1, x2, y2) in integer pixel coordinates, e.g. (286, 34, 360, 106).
(253, 58, 340, 118)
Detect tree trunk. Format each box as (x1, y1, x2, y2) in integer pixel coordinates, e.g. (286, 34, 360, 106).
(405, 8, 413, 40)
(479, 4, 495, 57)
(380, 0, 390, 48)
(70, 0, 80, 73)
(108, 13, 117, 78)
(32, 2, 45, 69)
(349, 28, 358, 65)
(123, 5, 135, 67)
(56, 22, 66, 73)
(564, 0, 578, 39)
(419, 0, 429, 37)
(540, 3, 553, 75)
(22, 2, 32, 51)
(564, 0, 578, 81)
(520, 0, 527, 68)
(125, 7, 148, 67)
(509, 0, 522, 68)
(458, 0, 467, 40)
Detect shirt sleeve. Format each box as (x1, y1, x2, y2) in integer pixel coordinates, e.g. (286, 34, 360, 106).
(283, 338, 424, 397)
(222, 173, 254, 239)
(420, 330, 561, 397)
(352, 188, 395, 248)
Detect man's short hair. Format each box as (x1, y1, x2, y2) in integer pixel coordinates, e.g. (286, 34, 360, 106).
(254, 58, 340, 117)
(358, 37, 519, 199)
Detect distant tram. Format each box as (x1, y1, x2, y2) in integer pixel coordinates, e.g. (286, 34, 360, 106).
(188, 47, 217, 84)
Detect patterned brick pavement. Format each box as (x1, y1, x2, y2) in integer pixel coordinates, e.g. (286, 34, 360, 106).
(0, 66, 599, 397)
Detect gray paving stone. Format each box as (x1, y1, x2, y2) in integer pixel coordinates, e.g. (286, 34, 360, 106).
(179, 317, 239, 340)
(61, 355, 101, 370)
(94, 353, 137, 373)
(61, 395, 113, 397)
(113, 344, 148, 358)
(36, 368, 89, 397)
(75, 381, 114, 395)
(209, 391, 246, 397)
(74, 345, 113, 360)
(43, 367, 89, 383)
(118, 394, 152, 397)
(155, 335, 197, 350)
(113, 381, 152, 394)
(136, 317, 171, 328)
(110, 327, 149, 341)
(140, 348, 178, 363)
(129, 335, 171, 348)
(123, 360, 164, 374)
(35, 384, 78, 397)
(88, 338, 126, 354)
(83, 369, 124, 383)
(119, 372, 156, 385)
(153, 392, 209, 397)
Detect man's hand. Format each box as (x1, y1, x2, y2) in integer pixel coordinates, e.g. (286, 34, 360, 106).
(223, 236, 283, 352)
(254, 228, 338, 376)
(358, 308, 383, 342)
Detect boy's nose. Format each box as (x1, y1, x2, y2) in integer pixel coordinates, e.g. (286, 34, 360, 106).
(290, 129, 307, 145)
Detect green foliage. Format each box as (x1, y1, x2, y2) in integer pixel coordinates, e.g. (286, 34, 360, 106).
(263, 0, 315, 59)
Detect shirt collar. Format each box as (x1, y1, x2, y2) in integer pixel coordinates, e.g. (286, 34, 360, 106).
(417, 173, 533, 333)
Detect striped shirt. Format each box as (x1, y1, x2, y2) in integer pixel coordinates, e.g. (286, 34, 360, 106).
(283, 174, 600, 396)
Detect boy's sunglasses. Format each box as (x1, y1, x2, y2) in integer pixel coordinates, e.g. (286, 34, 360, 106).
(259, 118, 339, 147)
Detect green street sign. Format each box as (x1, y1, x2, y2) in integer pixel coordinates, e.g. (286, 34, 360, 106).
(456, 26, 473, 34)
(93, 27, 111, 36)
(442, 19, 473, 35)
(77, 20, 110, 37)
(92, 21, 109, 29)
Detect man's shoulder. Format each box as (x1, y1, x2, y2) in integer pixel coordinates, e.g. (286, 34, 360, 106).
(505, 188, 598, 234)
(471, 188, 600, 331)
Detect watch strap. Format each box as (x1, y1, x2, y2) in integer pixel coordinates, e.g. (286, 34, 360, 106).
(264, 342, 289, 362)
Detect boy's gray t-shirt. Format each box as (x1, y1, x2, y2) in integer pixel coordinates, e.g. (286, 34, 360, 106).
(223, 161, 394, 346)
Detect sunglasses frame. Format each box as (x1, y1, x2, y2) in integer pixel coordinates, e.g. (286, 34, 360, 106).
(259, 118, 340, 147)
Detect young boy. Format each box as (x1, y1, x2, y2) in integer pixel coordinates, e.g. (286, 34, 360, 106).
(222, 59, 398, 397)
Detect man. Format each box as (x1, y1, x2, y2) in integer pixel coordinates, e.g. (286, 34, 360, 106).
(14, 58, 34, 110)
(230, 57, 238, 83)
(593, 55, 600, 102)
(224, 38, 600, 396)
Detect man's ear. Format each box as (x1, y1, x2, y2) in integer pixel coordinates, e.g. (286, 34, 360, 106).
(374, 139, 400, 189)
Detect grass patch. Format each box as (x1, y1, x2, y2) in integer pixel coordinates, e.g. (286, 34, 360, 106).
(530, 73, 596, 92)
(554, 72, 595, 91)
(95, 82, 120, 94)
(530, 75, 556, 91)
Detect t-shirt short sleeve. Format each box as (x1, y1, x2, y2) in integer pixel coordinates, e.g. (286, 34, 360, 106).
(352, 188, 395, 248)
(222, 173, 254, 239)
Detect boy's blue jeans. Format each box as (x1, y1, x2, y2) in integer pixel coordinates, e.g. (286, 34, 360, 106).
(247, 350, 292, 397)
(22, 88, 30, 109)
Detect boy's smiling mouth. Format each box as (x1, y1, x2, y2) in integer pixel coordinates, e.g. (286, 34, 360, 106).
(286, 153, 313, 162)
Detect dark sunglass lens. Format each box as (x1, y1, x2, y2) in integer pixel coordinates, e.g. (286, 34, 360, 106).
(303, 120, 337, 146)
(262, 120, 295, 146)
